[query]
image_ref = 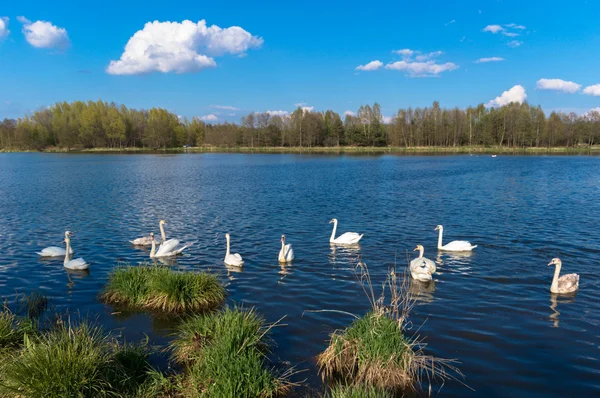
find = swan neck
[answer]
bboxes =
[226,235,231,257]
[551,263,561,292]
[159,223,166,242]
[437,228,443,249]
[419,246,424,258]
[150,239,156,258]
[330,220,337,241]
[64,239,71,265]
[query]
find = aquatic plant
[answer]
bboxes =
[326,384,393,398]
[317,263,461,394]
[171,306,293,397]
[102,264,226,314]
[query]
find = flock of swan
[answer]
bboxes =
[37,219,581,295]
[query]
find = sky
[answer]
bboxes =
[1,0,599,123]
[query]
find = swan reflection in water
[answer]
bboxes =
[549,292,577,328]
[436,251,474,275]
[151,256,178,266]
[224,263,243,281]
[278,263,294,284]
[65,269,90,291]
[409,278,436,304]
[328,244,361,268]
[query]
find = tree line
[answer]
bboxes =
[1,100,599,150]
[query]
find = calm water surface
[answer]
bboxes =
[0,153,599,396]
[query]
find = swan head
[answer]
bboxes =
[329,218,337,224]
[281,234,286,242]
[414,244,424,251]
[225,233,230,239]
[150,232,155,241]
[548,258,562,266]
[434,225,442,231]
[159,220,166,226]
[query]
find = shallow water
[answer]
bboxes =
[0,153,599,396]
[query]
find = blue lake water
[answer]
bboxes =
[0,152,599,396]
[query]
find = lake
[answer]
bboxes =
[0,152,599,396]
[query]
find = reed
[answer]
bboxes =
[317,263,462,395]
[0,305,36,349]
[101,264,226,314]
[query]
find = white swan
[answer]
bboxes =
[150,232,191,258]
[224,233,244,267]
[435,225,477,252]
[278,234,295,263]
[410,245,436,282]
[63,231,89,270]
[130,219,167,246]
[329,218,363,245]
[548,258,579,294]
[37,231,75,257]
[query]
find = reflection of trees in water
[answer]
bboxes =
[549,292,577,328]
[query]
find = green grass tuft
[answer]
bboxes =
[326,384,393,398]
[102,264,226,314]
[0,307,35,349]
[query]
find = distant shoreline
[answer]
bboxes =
[2,145,600,154]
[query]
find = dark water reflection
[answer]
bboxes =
[0,153,599,396]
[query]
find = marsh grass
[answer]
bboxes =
[171,306,294,397]
[326,384,393,398]
[0,318,156,397]
[102,264,226,314]
[317,263,462,395]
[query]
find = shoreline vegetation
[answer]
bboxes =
[3,145,600,154]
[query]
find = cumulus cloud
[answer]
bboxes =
[200,114,218,122]
[415,51,443,62]
[583,84,600,96]
[381,115,392,124]
[505,23,526,29]
[385,60,458,77]
[344,110,356,117]
[0,17,9,40]
[107,19,263,75]
[266,110,289,117]
[536,78,581,93]
[393,48,414,58]
[590,107,600,114]
[482,25,503,34]
[486,85,527,107]
[211,105,239,111]
[301,106,314,113]
[294,102,307,107]
[502,32,520,37]
[18,16,70,49]
[507,40,523,48]
[476,57,505,63]
[355,60,383,71]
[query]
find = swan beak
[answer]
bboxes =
[413,247,418,251]
[547,261,553,266]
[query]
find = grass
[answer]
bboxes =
[317,263,461,395]
[170,306,293,397]
[325,384,393,398]
[102,264,226,314]
[0,307,35,349]
[0,319,156,397]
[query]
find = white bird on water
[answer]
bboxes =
[149,232,191,258]
[37,231,74,257]
[410,245,436,282]
[278,234,295,263]
[548,258,579,294]
[329,218,363,245]
[435,225,477,252]
[224,233,244,267]
[63,231,89,270]
[130,219,167,246]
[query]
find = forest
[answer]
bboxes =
[1,100,599,150]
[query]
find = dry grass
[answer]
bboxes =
[317,263,463,395]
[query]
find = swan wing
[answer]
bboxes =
[441,240,476,251]
[333,232,363,244]
[65,258,88,270]
[130,236,152,246]
[38,246,71,257]
[409,259,433,281]
[225,253,244,267]
[558,273,579,292]
[284,244,295,261]
[173,241,195,255]
[156,239,179,256]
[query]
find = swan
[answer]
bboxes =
[278,234,295,263]
[224,233,244,267]
[37,231,75,257]
[329,218,363,245]
[150,232,191,258]
[435,225,477,251]
[63,231,89,270]
[410,245,436,282]
[130,219,167,246]
[548,258,579,294]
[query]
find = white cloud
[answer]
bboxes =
[302,106,314,113]
[200,114,218,122]
[536,78,581,93]
[476,57,505,63]
[445,20,456,26]
[393,48,414,58]
[355,60,383,71]
[385,60,458,77]
[107,19,262,75]
[589,107,600,114]
[505,23,526,29]
[483,25,504,34]
[583,84,600,96]
[18,16,70,49]
[507,40,523,48]
[266,110,289,117]
[0,17,9,40]
[211,105,239,111]
[344,110,356,117]
[486,85,527,107]
[414,51,443,61]
[294,102,307,107]
[381,115,392,124]
[502,32,520,37]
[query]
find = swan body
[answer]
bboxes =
[410,245,436,282]
[224,233,244,267]
[37,246,73,257]
[150,233,191,257]
[278,235,295,263]
[131,220,167,246]
[435,225,477,251]
[329,218,363,245]
[63,232,89,270]
[548,258,579,294]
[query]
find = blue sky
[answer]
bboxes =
[1,0,599,122]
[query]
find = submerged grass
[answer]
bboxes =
[317,263,462,395]
[102,264,226,314]
[171,306,293,397]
